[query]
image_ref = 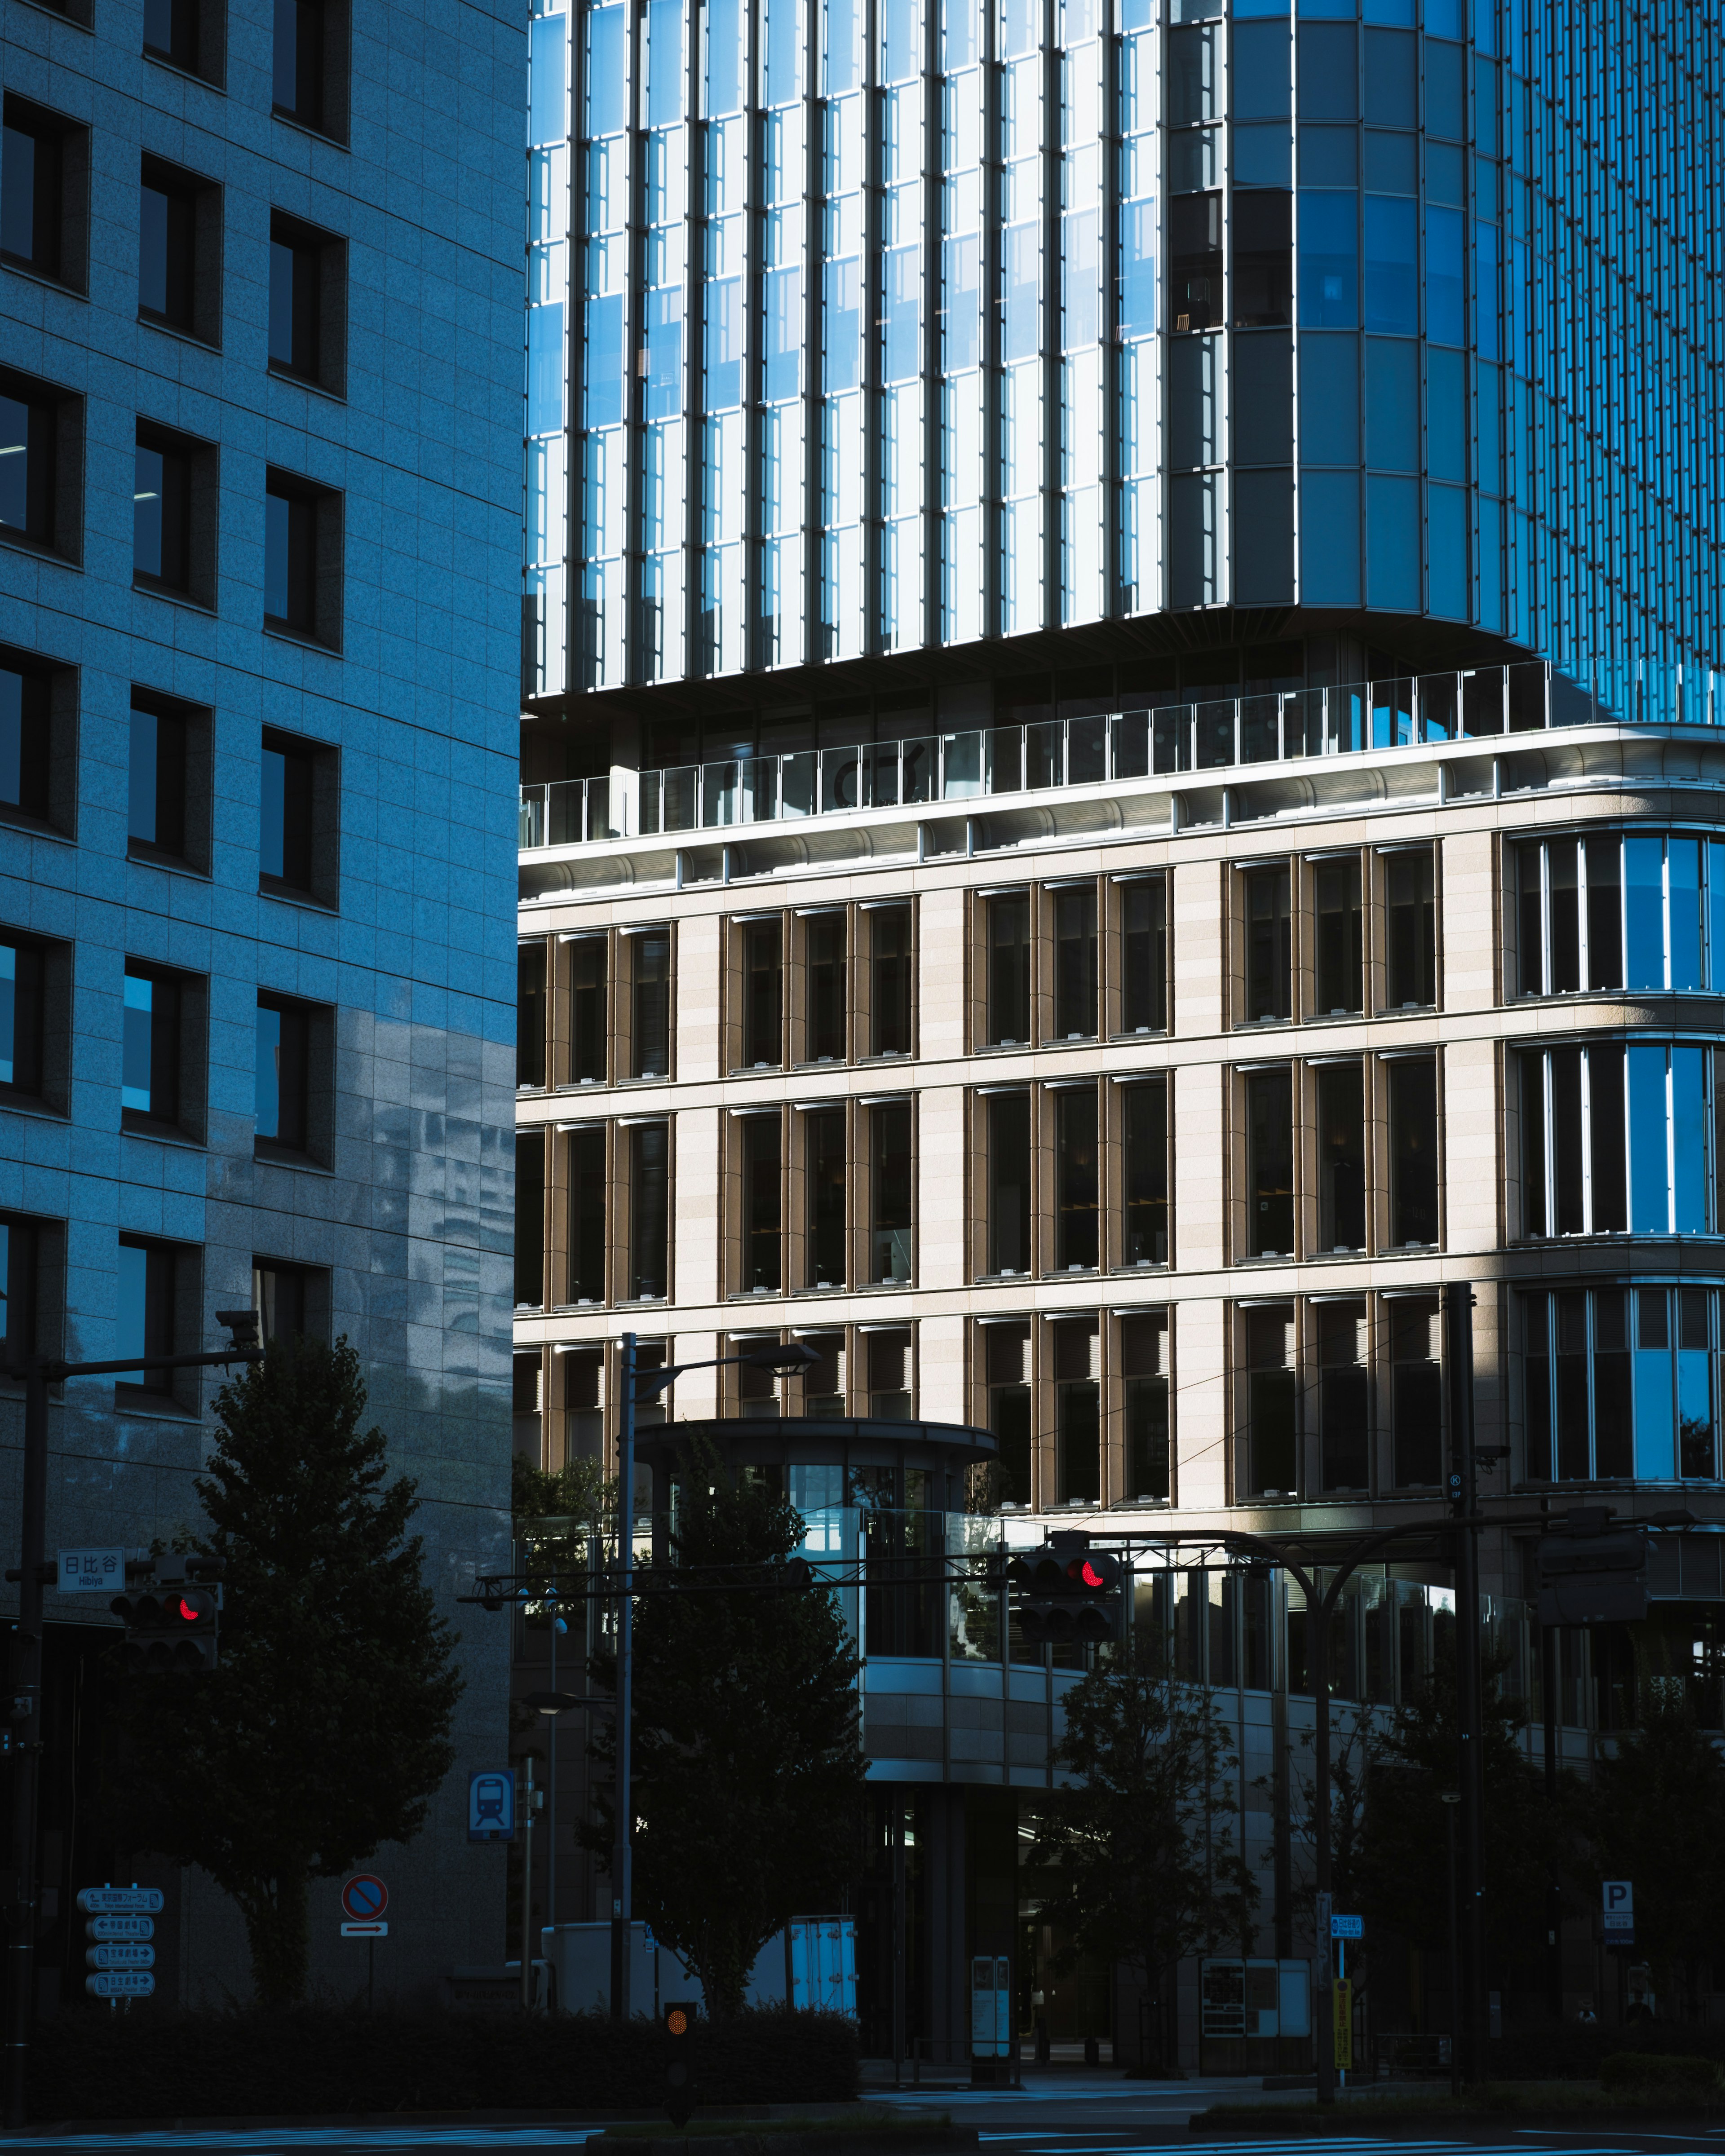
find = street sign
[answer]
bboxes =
[84,1971,155,1999]
[57,1548,125,1595]
[340,1874,388,1922]
[468,1769,516,1842]
[86,1943,155,1970]
[1331,1913,1364,1940]
[1603,1879,1634,1945]
[87,1915,154,1941]
[76,1886,164,1915]
[340,1921,388,1938]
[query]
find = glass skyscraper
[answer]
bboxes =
[527,0,1722,715]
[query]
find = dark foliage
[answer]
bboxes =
[27,2007,859,2121]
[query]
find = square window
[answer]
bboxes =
[133,421,218,606]
[263,468,342,647]
[259,725,339,906]
[252,1257,329,1343]
[273,0,350,143]
[0,925,69,1112]
[269,211,346,395]
[143,0,226,86]
[0,366,82,562]
[1,95,90,292]
[254,990,332,1163]
[115,1235,201,1411]
[128,689,211,870]
[138,155,222,345]
[121,958,206,1141]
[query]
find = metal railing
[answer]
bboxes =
[520,660,1715,852]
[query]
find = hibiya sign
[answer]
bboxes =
[79,1885,162,1999]
[1603,1880,1634,1948]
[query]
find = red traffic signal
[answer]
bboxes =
[111,1575,221,1674]
[1011,1540,1126,1646]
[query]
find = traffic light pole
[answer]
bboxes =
[1444,1284,1486,2085]
[610,1331,636,2023]
[3,1328,261,2130]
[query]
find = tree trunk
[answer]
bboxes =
[238,1870,310,2008]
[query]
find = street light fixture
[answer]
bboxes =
[607,1330,822,2022]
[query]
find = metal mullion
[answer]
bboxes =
[683,4,705,672]
[862,0,884,654]
[802,0,823,668]
[1537,837,1551,997]
[744,0,765,672]
[922,0,941,649]
[982,0,1001,635]
[1575,825,1590,989]
[1578,1042,1592,1236]
[1042,0,1060,628]
[1540,1049,1555,1241]
[624,0,646,683]
[1101,11,1119,614]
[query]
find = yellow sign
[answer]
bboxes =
[1333,1979,1353,2071]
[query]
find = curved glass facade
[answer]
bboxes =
[529,0,1724,714]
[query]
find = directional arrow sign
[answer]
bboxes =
[87,1915,154,1942]
[77,1886,164,1915]
[84,1971,155,1999]
[86,1943,155,1970]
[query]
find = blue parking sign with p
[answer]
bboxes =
[469,1770,515,1842]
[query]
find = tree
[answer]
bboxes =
[1585,1689,1725,2019]
[116,1336,462,2007]
[1354,1638,1565,1988]
[1025,1630,1258,2059]
[581,1445,867,2018]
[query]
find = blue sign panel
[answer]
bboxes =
[469,1770,516,1842]
[1331,1913,1364,1940]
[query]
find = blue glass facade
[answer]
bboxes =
[1,0,523,1993]
[532,0,1723,715]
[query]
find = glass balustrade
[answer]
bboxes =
[521,660,1720,849]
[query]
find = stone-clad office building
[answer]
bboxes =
[0,0,523,2002]
[513,0,1725,2062]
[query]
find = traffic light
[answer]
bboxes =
[663,1999,698,2127]
[1008,1536,1125,1645]
[1537,1508,1647,1625]
[111,1561,223,1673]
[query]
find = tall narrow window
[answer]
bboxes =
[806,913,846,1060]
[138,162,199,332]
[1593,1287,1632,1479]
[0,663,51,824]
[269,213,339,389]
[986,1091,1031,1275]
[1122,1312,1170,1501]
[1052,886,1098,1039]
[869,1101,912,1283]
[1313,859,1362,1015]
[133,433,191,593]
[0,935,45,1098]
[1586,835,1623,989]
[1515,840,1545,997]
[631,931,671,1077]
[985,1323,1032,1506]
[740,918,782,1066]
[1591,1044,1627,1231]
[517,943,547,1089]
[1316,1061,1365,1250]
[867,1328,912,1420]
[1120,877,1168,1033]
[122,963,183,1130]
[740,1115,781,1291]
[869,904,913,1056]
[1243,865,1292,1021]
[806,1108,847,1287]
[263,471,323,636]
[128,697,194,864]
[1245,1066,1294,1256]
[1053,1322,1100,1503]
[1389,1296,1442,1485]
[1318,1299,1368,1489]
[1386,1055,1438,1245]
[274,0,332,134]
[1053,1085,1099,1269]
[1243,1304,1296,1495]
[985,893,1031,1045]
[115,1237,177,1392]
[1122,1078,1169,1265]
[144,0,200,70]
[2,99,81,290]
[568,1125,606,1303]
[1384,847,1437,1007]
[514,1132,544,1308]
[569,936,607,1083]
[0,1216,39,1363]
[628,1120,670,1298]
[803,1332,847,1418]
[254,994,310,1153]
[0,375,66,555]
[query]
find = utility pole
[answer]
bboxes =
[3,1313,262,2131]
[609,1331,637,2023]
[1444,1283,1485,2083]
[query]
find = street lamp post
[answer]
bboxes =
[606,1333,818,2021]
[1441,1791,1462,2098]
[2,1310,264,2131]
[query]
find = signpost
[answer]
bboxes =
[77,1886,158,2003]
[341,1875,389,2008]
[1329,1916,1362,2081]
[1603,1880,1634,1948]
[55,1548,125,1595]
[468,1770,516,1842]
